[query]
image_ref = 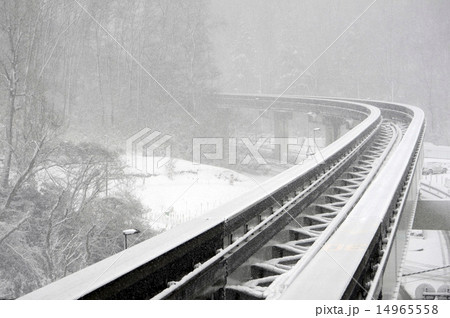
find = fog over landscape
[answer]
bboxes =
[0,0,449,299]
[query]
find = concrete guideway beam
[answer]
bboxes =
[277,99,425,300]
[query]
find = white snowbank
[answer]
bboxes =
[127,155,271,231]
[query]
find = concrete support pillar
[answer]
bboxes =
[273,111,291,137]
[323,116,344,146]
[273,111,292,159]
[216,107,232,164]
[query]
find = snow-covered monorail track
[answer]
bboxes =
[19,96,424,300]
[276,99,425,300]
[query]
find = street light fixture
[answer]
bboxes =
[123,228,140,249]
[313,127,321,143]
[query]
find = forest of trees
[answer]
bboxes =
[0,0,218,299]
[213,0,450,144]
[1,0,448,299]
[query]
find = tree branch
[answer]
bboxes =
[3,134,47,210]
[0,212,30,245]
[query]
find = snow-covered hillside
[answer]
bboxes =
[126,156,271,231]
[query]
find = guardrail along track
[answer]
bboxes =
[276,100,425,300]
[224,122,400,300]
[151,98,381,300]
[20,96,425,300]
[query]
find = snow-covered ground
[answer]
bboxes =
[424,142,450,160]
[126,156,273,231]
[401,151,450,299]
[401,230,450,299]
[421,143,450,198]
[420,158,450,199]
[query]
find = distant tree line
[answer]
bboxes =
[0,0,218,299]
[216,0,450,144]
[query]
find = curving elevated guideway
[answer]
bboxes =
[225,121,400,299]
[19,96,425,300]
[274,99,425,300]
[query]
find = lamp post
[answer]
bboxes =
[306,112,316,157]
[123,228,140,249]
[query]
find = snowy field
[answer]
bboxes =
[125,156,273,231]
